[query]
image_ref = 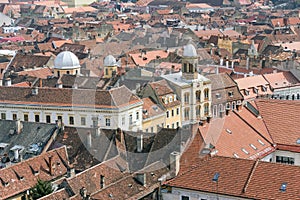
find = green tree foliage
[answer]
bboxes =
[29,179,53,200]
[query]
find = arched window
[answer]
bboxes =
[189,63,193,72]
[204,103,209,116]
[196,90,201,102]
[204,88,209,100]
[184,92,190,104]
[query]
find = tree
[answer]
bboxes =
[29,179,54,200]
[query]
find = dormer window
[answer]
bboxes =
[262,85,267,92]
[244,89,249,96]
[228,91,233,97]
[216,93,221,99]
[253,87,258,94]
[169,96,173,102]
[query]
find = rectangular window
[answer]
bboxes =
[276,156,294,165]
[129,114,133,125]
[171,109,174,117]
[151,127,154,132]
[176,108,179,115]
[35,114,40,122]
[166,111,169,118]
[106,118,111,126]
[12,114,17,120]
[81,117,86,126]
[184,108,190,120]
[176,122,179,127]
[57,115,62,122]
[1,113,6,120]
[46,115,51,123]
[181,196,189,200]
[172,123,174,129]
[136,112,139,120]
[69,116,74,125]
[24,114,29,122]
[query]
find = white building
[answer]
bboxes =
[162,44,212,126]
[0,52,143,131]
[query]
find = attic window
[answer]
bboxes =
[244,89,249,96]
[249,144,257,150]
[228,91,233,97]
[258,139,265,146]
[241,148,249,155]
[216,93,221,99]
[169,96,173,102]
[253,87,258,94]
[280,182,287,192]
[262,86,267,92]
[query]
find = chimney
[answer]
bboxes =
[170,151,180,177]
[5,78,11,86]
[135,173,146,186]
[86,131,92,148]
[246,56,250,70]
[231,61,234,68]
[16,119,23,134]
[220,58,224,66]
[49,156,53,176]
[216,65,219,74]
[67,168,75,178]
[117,128,124,144]
[96,127,101,137]
[137,134,143,153]
[226,60,229,68]
[13,149,19,161]
[39,78,42,88]
[236,104,241,111]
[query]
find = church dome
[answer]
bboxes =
[54,51,80,70]
[183,44,197,57]
[103,55,117,67]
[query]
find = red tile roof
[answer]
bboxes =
[255,99,300,150]
[199,108,273,160]
[166,156,300,199]
[0,146,69,199]
[263,71,300,89]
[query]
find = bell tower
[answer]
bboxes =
[182,44,198,80]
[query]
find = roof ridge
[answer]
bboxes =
[242,159,259,193]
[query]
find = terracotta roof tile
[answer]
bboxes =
[166,156,300,199]
[255,99,300,148]
[0,146,68,199]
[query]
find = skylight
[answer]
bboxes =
[258,139,265,146]
[250,144,257,150]
[233,153,239,158]
[241,148,249,155]
[280,182,287,192]
[212,172,220,182]
[226,129,232,134]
